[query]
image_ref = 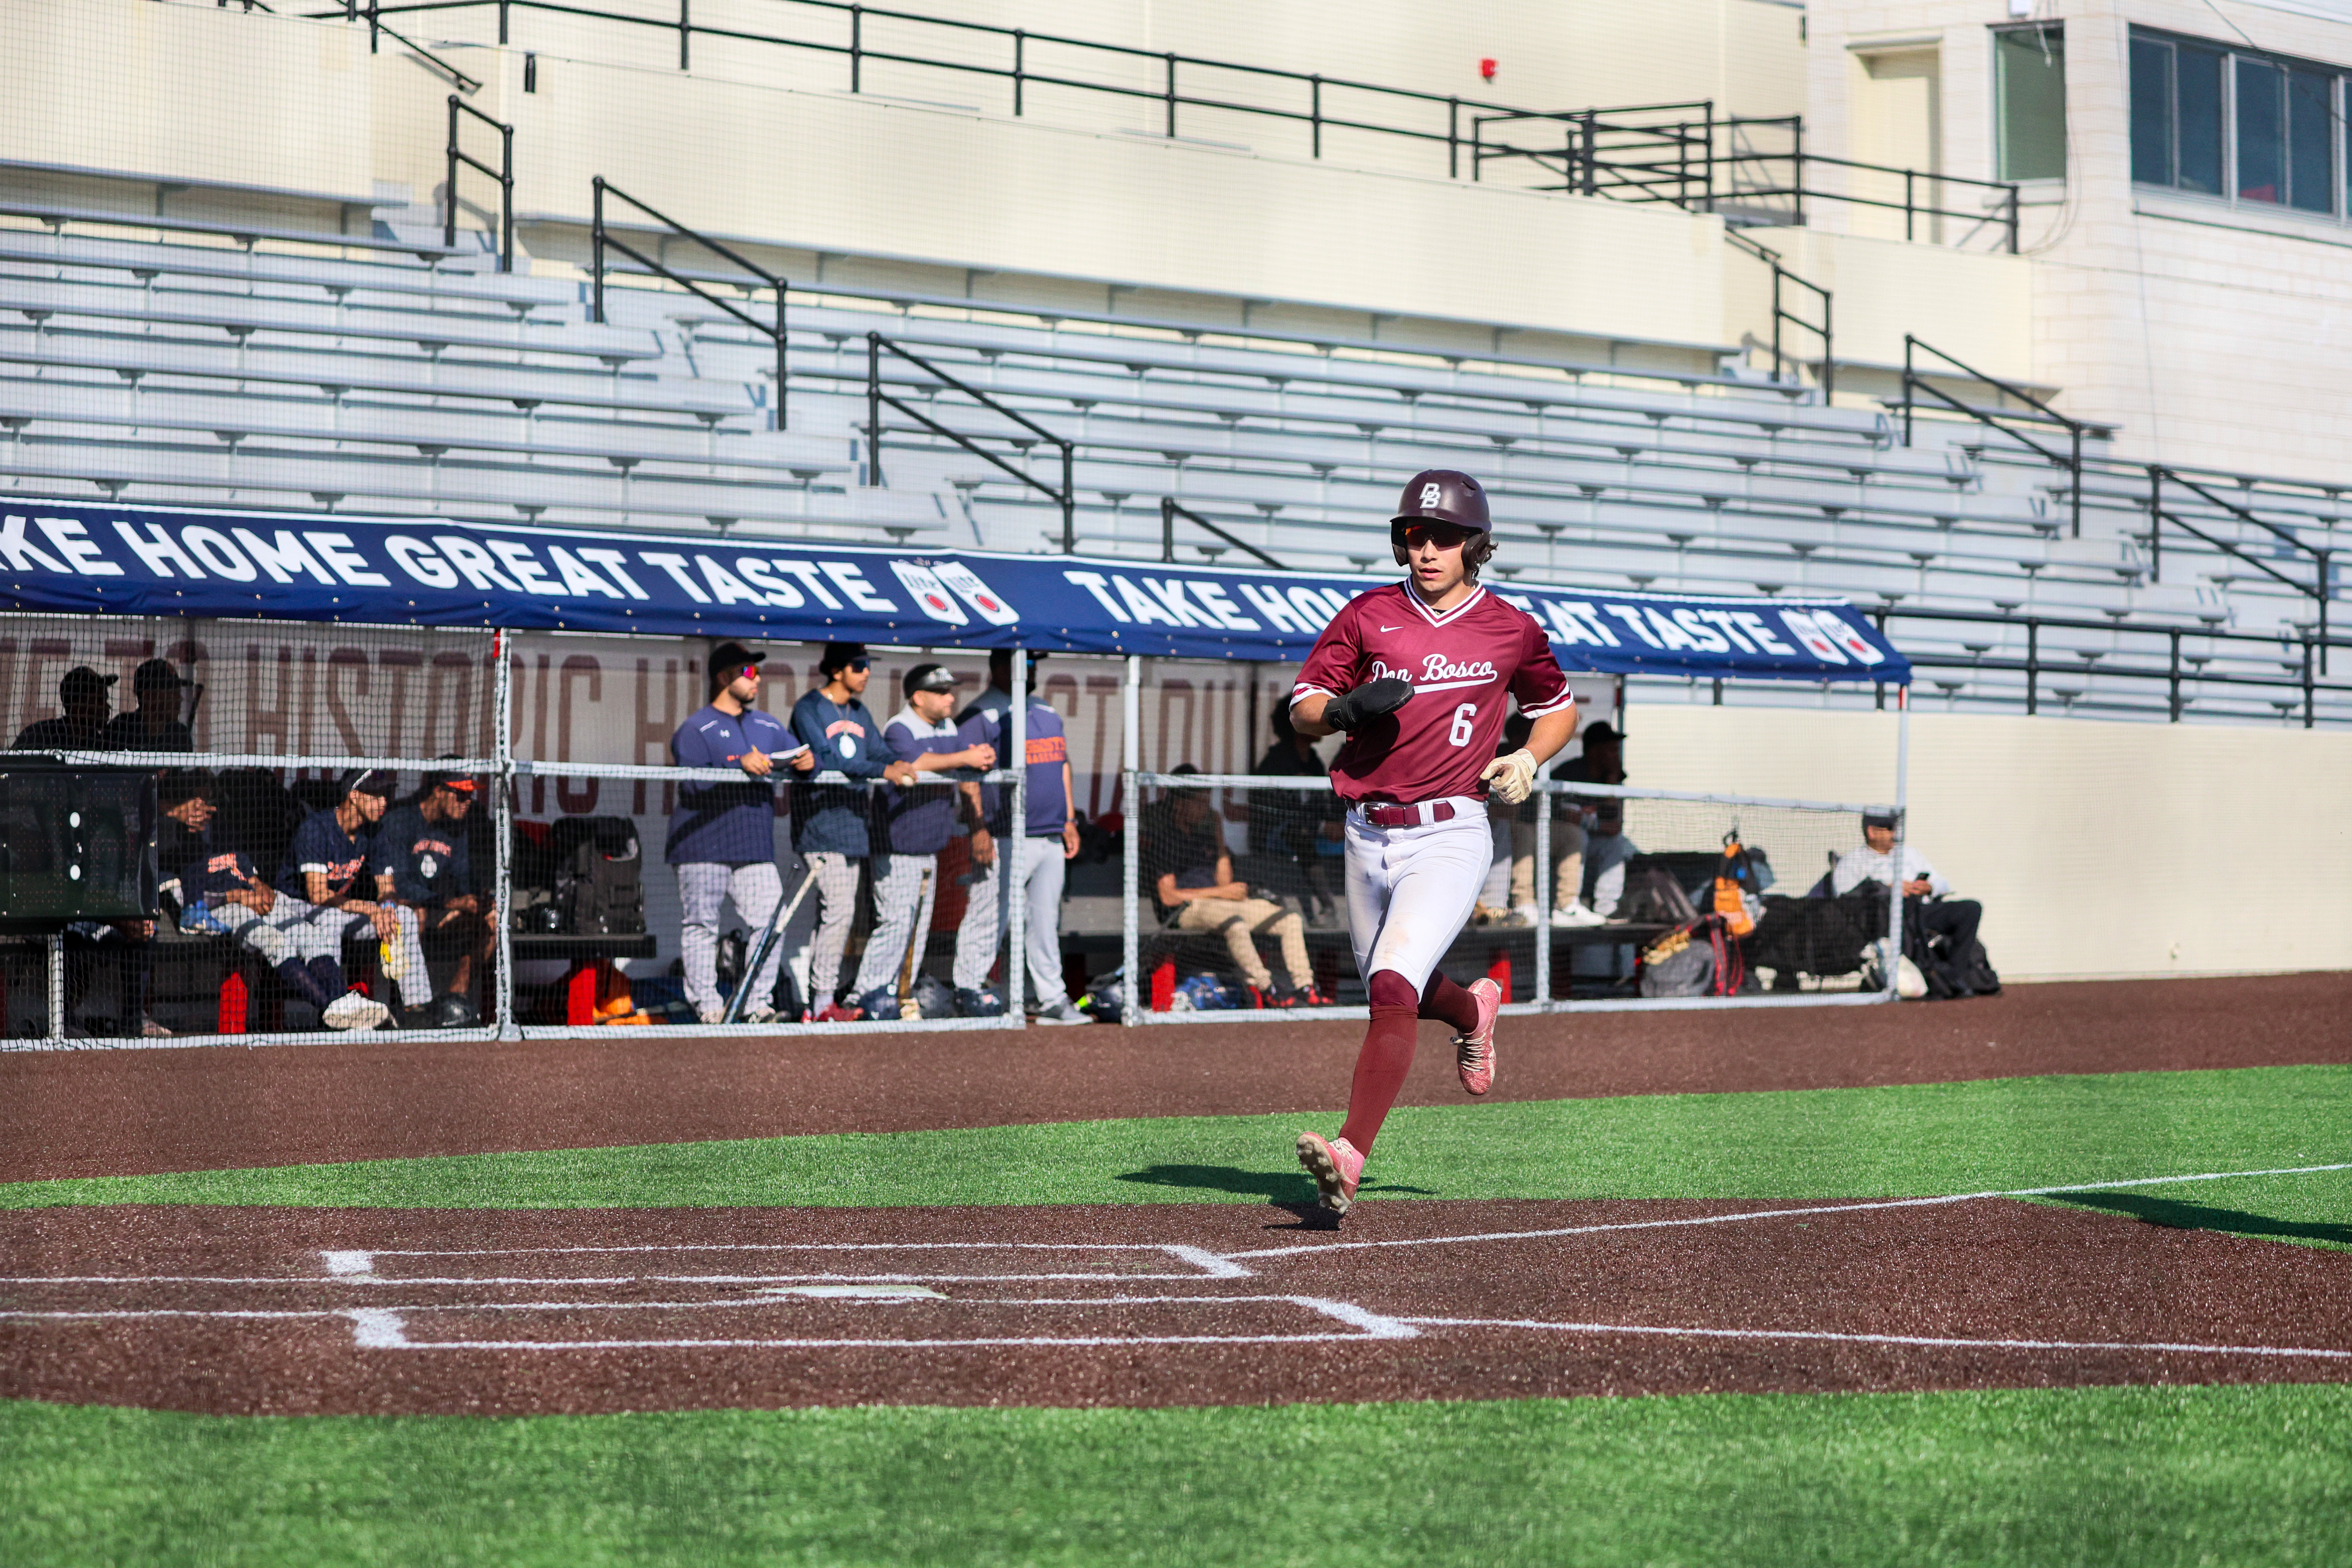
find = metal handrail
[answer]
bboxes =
[348,0,483,91]
[867,332,1074,551]
[1159,497,1288,571]
[2146,466,2330,661]
[591,177,787,428]
[1725,230,1832,399]
[1902,334,2087,537]
[445,96,514,273]
[1876,603,2348,727]
[315,2,1989,251]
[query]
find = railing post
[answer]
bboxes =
[1580,111,1597,196]
[497,0,508,45]
[1311,75,1323,158]
[1819,284,1835,400]
[1013,29,1024,115]
[678,0,690,71]
[2025,618,2039,715]
[866,331,882,486]
[499,120,515,274]
[1901,334,1915,446]
[1161,495,1175,563]
[850,5,862,93]
[1792,118,1806,227]
[773,281,788,431]
[590,176,606,325]
[2008,186,2021,253]
[2070,424,2083,539]
[1471,112,1482,182]
[2147,466,2162,582]
[2168,628,2182,721]
[2304,638,2316,728]
[444,96,460,252]
[1703,99,1716,212]
[1769,265,1784,383]
[1165,52,1177,138]
[1905,168,1915,242]
[1448,97,1459,178]
[1060,441,1075,553]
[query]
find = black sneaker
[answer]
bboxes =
[431,993,481,1028]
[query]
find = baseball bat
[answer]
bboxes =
[720,865,818,1026]
[895,865,934,1021]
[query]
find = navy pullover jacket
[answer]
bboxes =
[789,688,893,858]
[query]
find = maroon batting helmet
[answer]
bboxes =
[1392,470,1492,533]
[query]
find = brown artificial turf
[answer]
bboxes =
[1,1196,2346,1415]
[0,972,2345,1184]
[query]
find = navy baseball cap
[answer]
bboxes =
[903,662,958,697]
[342,768,395,799]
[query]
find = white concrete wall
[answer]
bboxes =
[0,0,374,201]
[1806,0,2352,482]
[1631,702,2352,980]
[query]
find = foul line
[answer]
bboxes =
[1399,1316,2352,1361]
[1225,1161,2352,1260]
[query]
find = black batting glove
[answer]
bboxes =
[1323,677,1413,731]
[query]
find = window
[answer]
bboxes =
[1994,25,2066,180]
[2129,26,2343,218]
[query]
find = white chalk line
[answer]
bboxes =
[0,1271,1238,1287]
[1397,1316,2352,1361]
[1223,1161,2352,1260]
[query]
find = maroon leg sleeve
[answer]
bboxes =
[1338,970,1423,1154]
[1418,971,1481,1033]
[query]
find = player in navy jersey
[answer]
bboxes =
[1288,470,1581,1219]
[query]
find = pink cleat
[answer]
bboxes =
[1455,977,1501,1095]
[1295,1131,1366,1217]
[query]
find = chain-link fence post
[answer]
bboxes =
[45,932,65,1044]
[1007,647,1028,1024]
[1120,655,1141,1025]
[493,628,518,1040]
[1884,687,1911,1001]
[1533,767,1553,1009]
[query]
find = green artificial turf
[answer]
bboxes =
[4,1383,2350,1567]
[3,1065,2346,1225]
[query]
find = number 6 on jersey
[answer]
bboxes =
[1448,702,1476,747]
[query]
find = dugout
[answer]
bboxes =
[0,497,1912,1045]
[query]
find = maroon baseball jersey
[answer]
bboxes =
[1291,582,1574,805]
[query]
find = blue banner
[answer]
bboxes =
[0,500,1908,682]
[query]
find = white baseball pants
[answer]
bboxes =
[850,851,938,1001]
[1343,798,1492,993]
[677,860,785,1015]
[793,851,865,1008]
[952,834,1069,1002]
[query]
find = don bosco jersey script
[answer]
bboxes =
[1293,583,1573,805]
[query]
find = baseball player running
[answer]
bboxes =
[1289,470,1579,1219]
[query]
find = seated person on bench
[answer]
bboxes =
[1833,811,1983,958]
[1143,765,1321,1007]
[368,766,496,1028]
[158,769,390,1031]
[278,769,436,1027]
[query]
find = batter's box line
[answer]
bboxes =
[345,1294,1414,1350]
[1223,1160,2352,1261]
[319,1243,1251,1282]
[1399,1316,2352,1361]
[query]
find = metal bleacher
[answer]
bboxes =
[0,202,2341,724]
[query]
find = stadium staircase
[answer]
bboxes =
[0,204,2341,725]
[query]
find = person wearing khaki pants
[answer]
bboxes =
[1143,764,1323,1007]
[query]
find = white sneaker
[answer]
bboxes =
[743,1005,780,1024]
[322,991,391,1031]
[1033,997,1090,1025]
[1550,902,1608,928]
[697,1006,728,1026]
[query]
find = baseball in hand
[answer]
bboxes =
[1480,748,1537,805]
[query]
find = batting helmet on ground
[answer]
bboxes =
[1392,470,1492,533]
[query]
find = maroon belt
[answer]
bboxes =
[1359,800,1456,828]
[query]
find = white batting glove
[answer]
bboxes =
[1480,748,1537,805]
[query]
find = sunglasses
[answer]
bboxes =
[841,658,870,673]
[1397,522,1473,551]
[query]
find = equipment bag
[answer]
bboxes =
[1639,914,1747,998]
[1615,866,1699,926]
[1712,832,1762,938]
[552,817,645,935]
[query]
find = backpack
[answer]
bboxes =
[552,816,645,935]
[1615,865,1698,926]
[1712,832,1763,937]
[1639,914,1748,998]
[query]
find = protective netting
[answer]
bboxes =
[1120,774,1891,1014]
